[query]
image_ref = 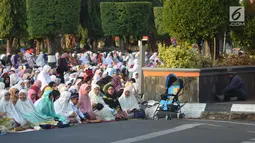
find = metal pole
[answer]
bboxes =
[223,31,226,54]
[138,40,145,96]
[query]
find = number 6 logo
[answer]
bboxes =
[232,8,242,21]
[229,6,245,22]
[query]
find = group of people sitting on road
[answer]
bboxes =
[0,49,162,135]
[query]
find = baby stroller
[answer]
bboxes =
[153,74,186,120]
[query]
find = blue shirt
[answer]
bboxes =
[71,102,85,119]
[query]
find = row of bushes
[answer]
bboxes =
[158,44,255,68]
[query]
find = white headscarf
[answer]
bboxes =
[127,54,134,68]
[14,89,49,125]
[80,53,89,65]
[37,65,52,90]
[54,91,74,118]
[132,72,139,83]
[0,82,5,89]
[0,90,27,126]
[58,84,68,93]
[89,84,105,105]
[36,52,45,67]
[104,54,113,65]
[92,70,102,85]
[13,80,25,91]
[10,74,19,86]
[128,59,140,73]
[118,86,139,112]
[149,52,157,61]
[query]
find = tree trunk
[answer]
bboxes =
[217,34,223,55]
[60,34,65,51]
[47,36,57,67]
[93,39,98,50]
[41,40,45,51]
[6,38,13,54]
[213,37,216,60]
[204,40,211,58]
[36,39,41,55]
[28,39,34,49]
[12,38,18,50]
[55,35,62,54]
[148,33,156,52]
[105,36,114,47]
[119,37,125,51]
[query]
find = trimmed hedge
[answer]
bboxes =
[26,0,81,37]
[154,7,166,36]
[100,2,152,36]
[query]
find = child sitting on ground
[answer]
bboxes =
[93,103,115,121]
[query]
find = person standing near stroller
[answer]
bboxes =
[217,68,248,101]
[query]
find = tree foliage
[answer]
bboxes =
[26,0,81,38]
[100,2,152,36]
[230,0,255,53]
[163,0,239,41]
[154,7,166,36]
[80,0,103,38]
[0,0,27,38]
[101,0,163,7]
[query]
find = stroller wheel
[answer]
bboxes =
[165,114,172,120]
[177,113,185,119]
[153,115,159,120]
[180,113,185,119]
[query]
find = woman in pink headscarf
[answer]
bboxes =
[79,84,96,120]
[28,80,42,103]
[112,75,124,97]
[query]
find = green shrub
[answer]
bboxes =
[158,44,213,68]
[100,2,152,36]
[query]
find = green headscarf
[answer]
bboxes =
[34,90,67,124]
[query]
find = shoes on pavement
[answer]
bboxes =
[216,94,225,102]
[230,97,238,101]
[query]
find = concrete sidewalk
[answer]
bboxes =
[181,101,255,120]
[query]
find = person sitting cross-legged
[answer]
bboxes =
[217,69,248,102]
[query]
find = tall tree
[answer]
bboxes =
[163,0,239,57]
[0,0,27,54]
[26,0,81,65]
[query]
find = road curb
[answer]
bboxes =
[180,103,255,120]
[201,112,255,120]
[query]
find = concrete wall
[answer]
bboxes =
[143,76,199,102]
[142,66,255,103]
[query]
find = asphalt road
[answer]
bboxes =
[1,119,255,143]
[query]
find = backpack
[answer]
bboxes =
[133,108,146,119]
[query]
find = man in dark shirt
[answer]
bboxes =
[217,69,248,102]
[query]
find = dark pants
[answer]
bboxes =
[57,74,65,84]
[224,89,247,101]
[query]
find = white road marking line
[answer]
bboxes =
[205,124,222,127]
[188,119,255,126]
[248,131,255,133]
[110,123,203,143]
[240,138,255,143]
